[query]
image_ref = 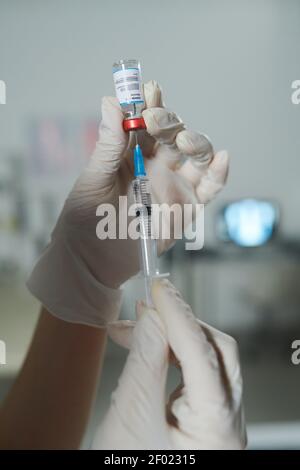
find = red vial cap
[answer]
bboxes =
[123,117,146,132]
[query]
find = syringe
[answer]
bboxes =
[112,59,168,304]
[132,140,168,306]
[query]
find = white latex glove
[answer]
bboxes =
[27,81,229,327]
[92,279,246,450]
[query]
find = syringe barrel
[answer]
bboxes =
[132,176,159,278]
[112,59,146,131]
[139,233,159,278]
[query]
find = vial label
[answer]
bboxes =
[113,68,144,105]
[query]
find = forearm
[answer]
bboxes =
[0,307,107,449]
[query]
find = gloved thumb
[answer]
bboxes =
[88,96,128,189]
[111,302,169,415]
[108,301,145,349]
[151,279,225,410]
[93,302,170,449]
[108,319,135,349]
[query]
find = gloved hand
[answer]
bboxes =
[27,81,229,327]
[92,279,246,450]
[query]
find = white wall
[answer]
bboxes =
[1,0,300,241]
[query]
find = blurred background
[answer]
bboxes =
[1,0,300,449]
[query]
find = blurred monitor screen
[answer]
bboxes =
[219,199,278,247]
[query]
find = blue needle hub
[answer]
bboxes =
[134,144,146,177]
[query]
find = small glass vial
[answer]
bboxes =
[112,59,146,132]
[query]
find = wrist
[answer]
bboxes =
[27,236,122,328]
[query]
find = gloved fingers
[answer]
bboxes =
[142,107,185,169]
[143,107,216,174]
[107,301,145,349]
[151,279,227,411]
[176,131,213,162]
[195,319,242,387]
[154,130,213,173]
[109,301,241,393]
[108,320,135,350]
[166,376,184,428]
[144,80,164,108]
[175,131,214,186]
[141,311,241,384]
[142,107,185,146]
[96,304,170,450]
[135,299,145,319]
[88,96,128,189]
[112,302,169,412]
[147,158,197,208]
[123,80,164,161]
[167,319,245,435]
[196,150,230,204]
[153,143,185,171]
[146,165,198,249]
[109,320,182,367]
[166,319,241,387]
